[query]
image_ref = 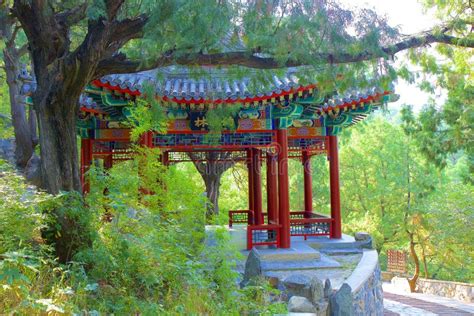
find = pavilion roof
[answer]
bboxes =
[19,64,396,116]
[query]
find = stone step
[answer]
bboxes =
[253,242,321,261]
[320,248,363,255]
[262,254,341,272]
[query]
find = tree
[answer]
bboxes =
[189,152,235,218]
[9,0,474,195]
[0,3,36,168]
[398,0,474,182]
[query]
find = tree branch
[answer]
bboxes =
[109,14,148,44]
[105,0,125,21]
[55,3,88,27]
[96,31,474,75]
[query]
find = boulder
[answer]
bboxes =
[323,278,333,299]
[25,154,42,187]
[310,276,324,304]
[354,232,370,241]
[288,296,315,313]
[354,232,373,249]
[282,274,312,298]
[314,300,329,316]
[330,283,353,316]
[241,249,262,286]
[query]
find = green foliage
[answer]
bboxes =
[0,160,46,253]
[338,116,473,282]
[128,85,168,142]
[0,69,13,139]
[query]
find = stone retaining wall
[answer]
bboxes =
[330,249,384,316]
[416,278,473,303]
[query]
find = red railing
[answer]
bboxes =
[228,210,254,227]
[290,217,333,240]
[247,224,281,250]
[260,211,328,223]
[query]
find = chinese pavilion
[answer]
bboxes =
[21,66,397,250]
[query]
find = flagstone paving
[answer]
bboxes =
[383,283,474,316]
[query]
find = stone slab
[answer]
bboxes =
[320,248,363,255]
[253,242,321,261]
[261,254,341,271]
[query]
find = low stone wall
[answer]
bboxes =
[330,249,384,316]
[417,278,473,303]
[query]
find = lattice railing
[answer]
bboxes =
[260,211,327,223]
[247,224,281,250]
[290,217,332,240]
[228,210,254,227]
[152,131,276,148]
[91,140,134,161]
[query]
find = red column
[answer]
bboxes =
[277,129,291,248]
[104,155,113,170]
[266,153,278,224]
[161,151,169,166]
[302,151,313,218]
[328,135,342,238]
[252,148,263,225]
[80,138,93,194]
[247,149,254,220]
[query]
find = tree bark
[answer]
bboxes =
[203,172,222,218]
[407,233,420,292]
[190,152,235,219]
[421,243,430,279]
[35,95,81,193]
[3,41,34,168]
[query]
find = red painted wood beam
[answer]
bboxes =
[328,135,342,238]
[302,151,313,218]
[277,128,291,248]
[266,153,278,224]
[252,148,263,225]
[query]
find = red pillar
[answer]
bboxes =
[104,154,113,170]
[277,129,291,248]
[252,148,263,225]
[161,151,169,166]
[328,135,342,238]
[247,149,254,219]
[266,153,278,224]
[80,138,93,194]
[302,151,313,218]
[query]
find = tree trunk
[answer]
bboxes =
[421,244,429,279]
[35,94,81,194]
[190,152,235,219]
[407,235,420,292]
[35,90,88,262]
[28,107,38,147]
[203,172,222,218]
[4,47,34,168]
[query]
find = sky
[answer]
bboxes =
[340,0,444,112]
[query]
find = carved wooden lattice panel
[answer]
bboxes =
[387,249,407,274]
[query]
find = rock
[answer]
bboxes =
[282,274,312,298]
[314,300,329,316]
[354,232,370,241]
[323,279,332,299]
[288,296,315,313]
[241,249,262,286]
[310,277,324,304]
[25,154,42,187]
[330,283,353,316]
[0,138,15,164]
[267,276,280,288]
[354,232,373,249]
